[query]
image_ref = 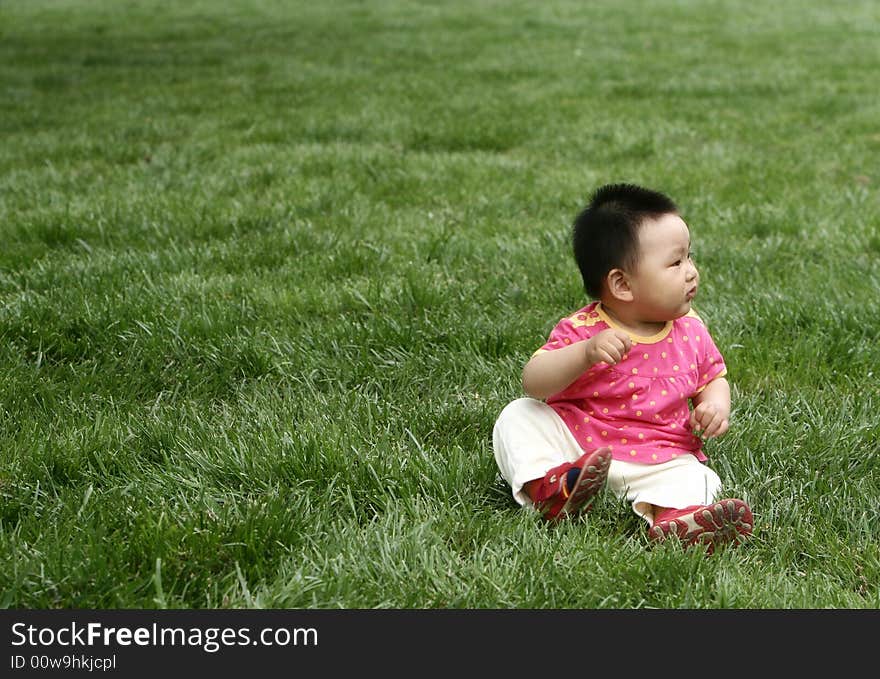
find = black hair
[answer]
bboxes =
[571,183,679,298]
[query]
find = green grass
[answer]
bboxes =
[1,0,878,608]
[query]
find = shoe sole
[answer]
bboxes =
[649,499,753,554]
[555,447,612,519]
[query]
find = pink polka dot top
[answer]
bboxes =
[535,302,727,464]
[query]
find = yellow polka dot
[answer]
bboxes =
[575,425,580,430]
[667,337,673,343]
[671,453,678,458]
[628,382,635,389]
[652,453,658,460]
[690,363,696,370]
[602,430,607,436]
[587,436,593,442]
[673,365,679,371]
[661,352,667,358]
[630,450,637,456]
[621,438,628,444]
[620,403,626,409]
[683,336,689,342]
[696,336,702,342]
[703,374,708,380]
[650,400,657,406]
[671,423,677,429]
[632,368,638,374]
[653,367,658,373]
[636,410,642,416]
[583,417,589,423]
[684,323,690,328]
[593,391,599,397]
[638,433,644,439]
[643,353,649,360]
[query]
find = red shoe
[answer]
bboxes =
[649,499,753,554]
[533,447,611,520]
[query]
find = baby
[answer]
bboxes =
[493,183,752,552]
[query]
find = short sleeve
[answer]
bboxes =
[694,323,727,392]
[532,307,599,357]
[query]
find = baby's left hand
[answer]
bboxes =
[690,401,730,439]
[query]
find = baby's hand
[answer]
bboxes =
[584,329,632,367]
[690,401,730,439]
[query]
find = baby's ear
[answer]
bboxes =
[606,268,634,302]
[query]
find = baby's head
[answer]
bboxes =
[572,183,699,321]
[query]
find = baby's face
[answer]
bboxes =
[627,213,700,322]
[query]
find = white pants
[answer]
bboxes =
[492,398,722,524]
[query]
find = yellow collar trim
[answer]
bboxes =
[595,303,673,344]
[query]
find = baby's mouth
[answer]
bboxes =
[686,286,697,300]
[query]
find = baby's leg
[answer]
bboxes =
[492,398,583,506]
[605,456,751,551]
[492,398,610,519]
[605,454,721,523]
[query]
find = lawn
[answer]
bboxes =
[1,0,878,608]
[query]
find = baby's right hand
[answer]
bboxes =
[584,329,633,367]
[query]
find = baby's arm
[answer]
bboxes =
[689,377,731,438]
[522,328,632,400]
